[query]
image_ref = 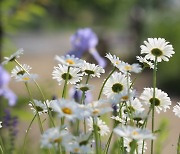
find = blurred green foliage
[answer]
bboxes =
[1,0,180,95]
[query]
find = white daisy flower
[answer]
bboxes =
[87,117,110,136]
[52,64,82,85]
[113,89,136,104]
[173,102,180,118]
[15,73,38,82]
[50,99,80,120]
[124,137,147,154]
[66,142,92,154]
[0,121,2,128]
[87,100,112,117]
[111,116,126,124]
[55,54,84,67]
[11,64,32,78]
[77,104,92,119]
[2,48,24,65]
[76,84,93,92]
[136,56,154,69]
[140,38,175,62]
[140,88,171,113]
[114,126,156,141]
[41,127,72,148]
[105,53,121,67]
[81,62,105,78]
[132,111,147,122]
[103,72,129,102]
[66,133,92,153]
[118,62,142,73]
[29,100,47,115]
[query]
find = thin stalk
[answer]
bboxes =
[81,74,90,134]
[93,118,100,154]
[61,66,70,125]
[22,114,37,154]
[0,135,5,154]
[14,59,45,100]
[25,83,43,133]
[98,67,116,100]
[14,59,55,126]
[177,134,180,154]
[151,56,157,154]
[126,72,134,126]
[62,66,70,98]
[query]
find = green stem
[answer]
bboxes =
[151,56,157,154]
[22,114,37,154]
[14,60,55,126]
[93,118,100,154]
[0,135,5,154]
[98,67,116,100]
[62,66,70,98]
[177,134,180,154]
[126,72,134,126]
[25,83,43,133]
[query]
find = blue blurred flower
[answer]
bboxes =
[69,87,92,104]
[68,28,106,68]
[0,65,17,106]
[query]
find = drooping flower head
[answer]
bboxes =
[2,48,24,65]
[136,56,154,69]
[81,62,105,78]
[55,54,84,67]
[87,117,110,136]
[29,100,48,115]
[140,38,174,62]
[118,62,142,74]
[105,53,122,68]
[41,127,72,149]
[173,102,180,118]
[114,126,156,141]
[0,121,2,128]
[140,88,171,113]
[87,100,112,117]
[11,64,32,78]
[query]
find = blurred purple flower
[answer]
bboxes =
[0,65,17,106]
[69,87,93,104]
[68,28,106,68]
[3,109,18,152]
[71,28,98,51]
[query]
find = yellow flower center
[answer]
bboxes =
[74,148,80,153]
[124,65,132,71]
[66,59,75,65]
[53,137,62,143]
[93,109,100,115]
[22,77,30,81]
[62,107,72,115]
[132,131,139,136]
[115,61,120,65]
[122,95,129,101]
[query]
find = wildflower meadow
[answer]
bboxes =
[0,27,180,154]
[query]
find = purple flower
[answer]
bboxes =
[68,28,107,68]
[0,65,17,106]
[71,28,98,51]
[69,87,93,104]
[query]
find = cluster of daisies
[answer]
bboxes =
[1,38,180,154]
